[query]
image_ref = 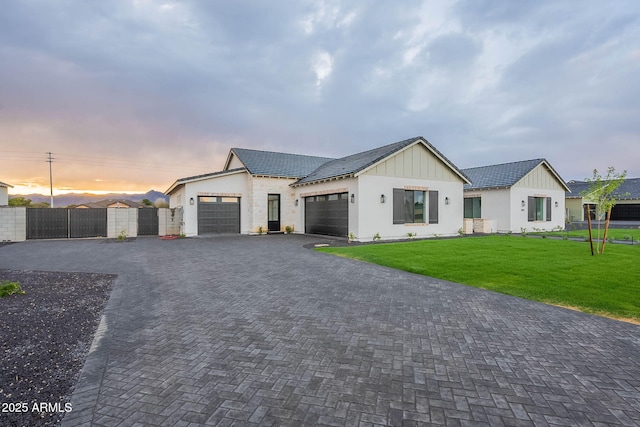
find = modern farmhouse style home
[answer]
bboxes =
[166,137,471,241]
[461,159,569,233]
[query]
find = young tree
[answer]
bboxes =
[581,167,627,254]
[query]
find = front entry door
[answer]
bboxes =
[268,194,280,232]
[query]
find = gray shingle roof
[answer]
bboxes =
[167,136,470,194]
[0,181,13,188]
[567,178,640,200]
[462,159,548,190]
[295,136,470,185]
[231,148,335,178]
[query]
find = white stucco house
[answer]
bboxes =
[165,137,471,241]
[0,181,13,206]
[461,159,569,233]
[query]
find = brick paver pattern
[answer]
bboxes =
[1,235,639,426]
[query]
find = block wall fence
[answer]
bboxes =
[0,207,182,242]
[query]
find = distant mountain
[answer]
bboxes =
[12,190,169,207]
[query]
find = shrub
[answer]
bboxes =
[285,225,294,234]
[0,280,25,298]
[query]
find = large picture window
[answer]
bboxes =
[528,196,552,222]
[393,189,438,224]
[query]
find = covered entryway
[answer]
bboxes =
[305,192,348,237]
[197,196,240,234]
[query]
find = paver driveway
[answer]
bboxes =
[1,235,639,426]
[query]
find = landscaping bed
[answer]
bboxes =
[0,269,116,426]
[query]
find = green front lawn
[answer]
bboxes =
[318,236,640,322]
[531,227,640,241]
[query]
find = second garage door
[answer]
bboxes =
[305,192,348,237]
[198,196,240,234]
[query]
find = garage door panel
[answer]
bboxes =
[611,204,640,221]
[305,193,348,237]
[198,197,240,234]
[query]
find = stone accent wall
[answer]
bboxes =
[0,207,26,241]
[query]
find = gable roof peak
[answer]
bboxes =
[462,158,568,191]
[294,136,470,186]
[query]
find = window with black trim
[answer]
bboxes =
[464,197,481,218]
[528,196,552,221]
[393,189,433,224]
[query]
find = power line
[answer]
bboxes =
[0,149,212,174]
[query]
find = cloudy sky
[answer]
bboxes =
[1,0,639,195]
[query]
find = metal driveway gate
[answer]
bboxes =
[70,209,107,238]
[138,208,159,235]
[26,208,69,239]
[27,208,108,239]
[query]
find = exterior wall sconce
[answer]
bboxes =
[555,201,559,207]
[350,194,355,203]
[189,197,195,205]
[445,197,449,205]
[521,200,525,207]
[380,194,386,203]
[295,199,299,206]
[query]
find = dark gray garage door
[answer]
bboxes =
[305,192,348,237]
[611,204,640,221]
[198,196,240,234]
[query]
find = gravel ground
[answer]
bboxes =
[0,269,116,427]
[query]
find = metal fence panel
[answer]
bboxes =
[138,208,159,235]
[26,208,69,240]
[70,208,107,238]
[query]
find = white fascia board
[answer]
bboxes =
[165,169,247,194]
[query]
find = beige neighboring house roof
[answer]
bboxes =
[76,199,145,208]
[0,181,14,188]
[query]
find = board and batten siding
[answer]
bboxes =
[363,144,460,182]
[514,164,565,191]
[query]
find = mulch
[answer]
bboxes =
[0,269,116,427]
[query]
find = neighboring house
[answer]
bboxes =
[0,181,13,206]
[76,199,145,209]
[566,178,640,222]
[461,159,569,233]
[166,136,470,241]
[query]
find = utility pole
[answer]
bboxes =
[46,152,54,208]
